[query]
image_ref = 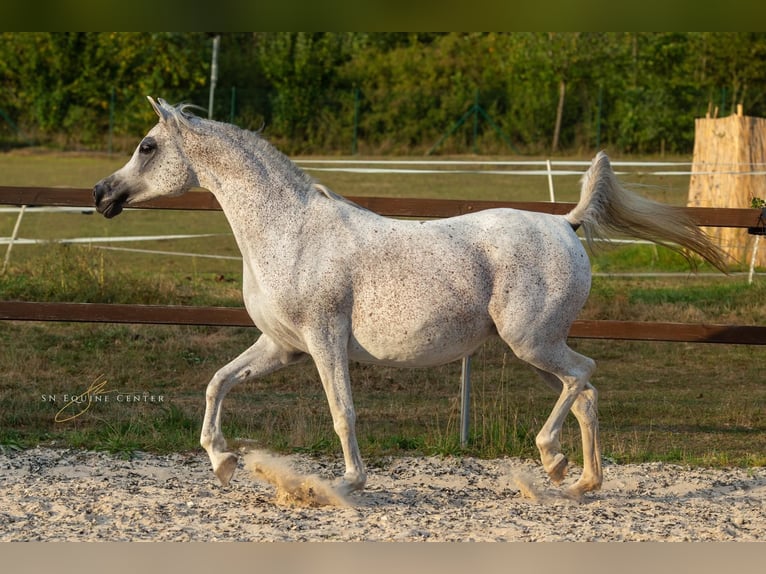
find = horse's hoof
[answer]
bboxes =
[332,473,366,496]
[547,453,568,485]
[214,453,238,487]
[563,485,585,503]
[565,475,601,500]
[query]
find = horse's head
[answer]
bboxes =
[93,97,200,218]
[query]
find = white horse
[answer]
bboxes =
[94,97,726,499]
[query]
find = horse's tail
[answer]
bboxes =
[565,151,728,272]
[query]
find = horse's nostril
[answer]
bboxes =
[93,182,107,206]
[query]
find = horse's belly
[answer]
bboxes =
[346,236,497,366]
[348,331,492,367]
[348,301,495,367]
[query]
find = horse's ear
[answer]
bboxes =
[147,96,171,123]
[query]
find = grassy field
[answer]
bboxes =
[0,150,764,467]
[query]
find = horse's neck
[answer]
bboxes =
[183,126,333,268]
[194,150,313,260]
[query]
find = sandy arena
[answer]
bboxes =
[0,447,764,542]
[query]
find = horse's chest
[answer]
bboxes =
[242,267,347,352]
[243,298,309,353]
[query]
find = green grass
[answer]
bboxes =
[0,150,764,467]
[1,318,763,467]
[0,243,243,306]
[1,243,763,467]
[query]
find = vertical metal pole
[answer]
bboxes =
[108,87,115,155]
[546,159,556,202]
[2,205,26,274]
[208,35,220,119]
[460,355,471,448]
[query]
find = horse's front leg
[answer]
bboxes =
[200,334,304,486]
[307,331,366,495]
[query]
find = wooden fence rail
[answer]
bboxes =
[0,185,762,226]
[1,186,765,346]
[1,301,765,345]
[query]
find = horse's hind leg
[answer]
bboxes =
[200,334,304,486]
[532,366,602,498]
[508,338,602,497]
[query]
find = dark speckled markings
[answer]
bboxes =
[93,97,727,501]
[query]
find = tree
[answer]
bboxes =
[690,32,766,114]
[0,32,208,148]
[3,32,766,155]
[255,32,360,152]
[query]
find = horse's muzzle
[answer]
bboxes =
[93,179,127,219]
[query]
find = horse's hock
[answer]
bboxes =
[688,107,766,268]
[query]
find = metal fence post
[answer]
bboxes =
[2,205,26,274]
[546,159,556,202]
[208,35,220,119]
[108,87,115,155]
[460,355,471,447]
[352,87,360,155]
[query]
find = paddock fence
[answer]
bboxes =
[1,185,765,346]
[3,184,765,447]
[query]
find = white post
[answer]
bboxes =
[546,159,556,202]
[2,204,26,274]
[208,35,220,120]
[748,235,760,285]
[460,355,471,447]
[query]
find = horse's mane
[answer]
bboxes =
[164,102,317,193]
[172,102,207,128]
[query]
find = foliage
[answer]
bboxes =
[3,32,766,154]
[0,32,208,147]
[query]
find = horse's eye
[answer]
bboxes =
[139,139,156,155]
